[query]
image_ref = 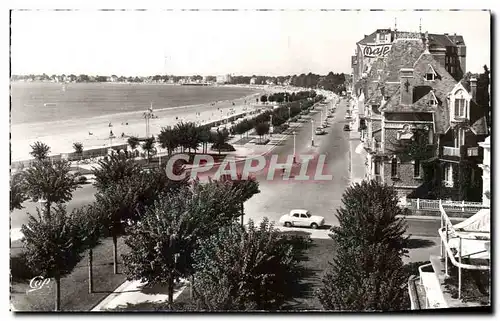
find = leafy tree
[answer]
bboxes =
[127,136,140,155]
[23,160,80,217]
[142,137,156,162]
[317,180,410,311]
[10,172,28,212]
[198,126,211,154]
[219,173,260,226]
[29,141,51,161]
[260,95,268,104]
[212,128,230,155]
[73,205,106,293]
[92,154,141,192]
[21,205,85,311]
[122,179,242,305]
[73,142,83,156]
[94,166,188,275]
[190,219,308,310]
[254,122,270,143]
[158,127,179,156]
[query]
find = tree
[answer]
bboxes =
[73,142,84,167]
[212,128,230,155]
[94,166,188,275]
[158,127,179,156]
[142,137,156,162]
[190,219,309,310]
[23,160,80,217]
[219,173,260,226]
[73,205,105,293]
[21,205,85,311]
[254,122,270,143]
[10,172,28,212]
[92,153,141,192]
[127,136,140,155]
[29,141,51,161]
[260,95,268,104]
[317,180,410,311]
[198,126,211,154]
[122,179,243,306]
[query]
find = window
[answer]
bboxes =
[454,99,467,117]
[292,213,300,218]
[426,73,435,81]
[455,128,465,148]
[380,34,386,41]
[300,214,308,218]
[391,157,398,178]
[428,128,434,144]
[414,160,421,178]
[374,160,380,175]
[444,164,454,187]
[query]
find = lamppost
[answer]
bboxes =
[288,106,291,124]
[292,131,296,163]
[109,130,115,154]
[143,102,154,138]
[311,120,315,146]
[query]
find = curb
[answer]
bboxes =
[90,279,133,311]
[398,215,466,221]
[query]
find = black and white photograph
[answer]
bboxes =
[7,5,492,313]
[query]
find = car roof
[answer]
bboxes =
[290,209,309,214]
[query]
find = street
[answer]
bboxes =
[10,99,444,243]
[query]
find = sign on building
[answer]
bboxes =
[360,44,392,58]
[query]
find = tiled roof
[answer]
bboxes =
[380,40,425,82]
[470,116,489,135]
[428,33,465,47]
[357,30,378,44]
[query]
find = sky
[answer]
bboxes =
[10,9,491,76]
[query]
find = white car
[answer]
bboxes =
[279,209,325,229]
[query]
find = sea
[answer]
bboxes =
[10,82,259,125]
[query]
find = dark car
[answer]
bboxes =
[343,124,350,131]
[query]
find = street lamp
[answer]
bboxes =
[288,106,291,124]
[143,102,154,138]
[311,120,315,146]
[292,131,296,163]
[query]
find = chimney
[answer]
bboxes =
[470,78,477,101]
[400,68,414,105]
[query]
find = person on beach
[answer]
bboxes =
[109,122,112,127]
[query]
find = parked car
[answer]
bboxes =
[279,209,325,229]
[315,127,326,135]
[343,124,351,131]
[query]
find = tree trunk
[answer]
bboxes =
[55,274,61,311]
[88,249,93,293]
[44,201,51,219]
[112,233,118,274]
[190,275,194,299]
[240,202,244,226]
[168,274,174,309]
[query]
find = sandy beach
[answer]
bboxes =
[11,92,262,162]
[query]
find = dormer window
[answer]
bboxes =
[454,98,467,118]
[450,86,471,121]
[428,91,438,106]
[425,64,437,81]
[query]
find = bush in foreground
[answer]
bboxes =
[317,180,410,311]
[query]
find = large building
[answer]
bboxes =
[351,30,489,201]
[352,28,466,87]
[216,74,232,84]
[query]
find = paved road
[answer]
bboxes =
[10,98,445,242]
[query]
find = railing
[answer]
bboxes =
[443,146,460,157]
[406,198,489,213]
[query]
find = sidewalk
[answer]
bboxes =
[91,279,188,311]
[348,130,366,185]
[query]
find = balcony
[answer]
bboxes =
[440,145,483,161]
[443,146,460,157]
